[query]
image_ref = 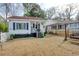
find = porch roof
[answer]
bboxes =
[48,20,79,26]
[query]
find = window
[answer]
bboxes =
[58,25,62,29]
[16,23,29,30]
[16,23,23,29]
[52,25,56,29]
[18,23,22,29]
[24,23,26,29]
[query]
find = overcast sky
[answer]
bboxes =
[0,0,79,18]
[37,0,79,10]
[1,0,79,10]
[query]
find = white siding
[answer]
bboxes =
[40,23,45,33]
[8,20,31,35]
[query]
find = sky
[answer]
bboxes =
[0,0,79,18]
[37,0,79,10]
[0,3,24,18]
[1,0,79,9]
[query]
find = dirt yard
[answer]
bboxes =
[0,34,79,56]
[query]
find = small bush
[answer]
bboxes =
[38,32,44,38]
[0,22,8,32]
[10,34,14,40]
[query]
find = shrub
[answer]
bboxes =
[38,32,44,38]
[0,22,8,32]
[10,34,14,40]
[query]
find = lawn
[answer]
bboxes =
[0,34,79,56]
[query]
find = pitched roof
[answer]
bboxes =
[7,16,42,21]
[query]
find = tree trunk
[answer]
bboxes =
[56,25,58,34]
[64,24,67,41]
[5,3,8,21]
[45,26,47,34]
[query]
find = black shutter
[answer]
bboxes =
[13,23,15,30]
[33,23,34,28]
[27,23,29,30]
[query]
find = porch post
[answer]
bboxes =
[36,22,39,38]
[29,22,31,34]
[56,24,58,34]
[45,26,48,34]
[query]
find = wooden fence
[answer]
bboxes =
[0,32,10,42]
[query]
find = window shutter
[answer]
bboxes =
[33,23,35,28]
[27,23,29,30]
[13,23,15,30]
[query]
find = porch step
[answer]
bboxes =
[31,33,36,37]
[70,36,79,39]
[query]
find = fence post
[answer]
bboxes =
[0,32,2,51]
[0,31,1,42]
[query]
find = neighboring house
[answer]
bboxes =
[46,20,79,32]
[7,16,48,37]
[67,21,79,33]
[57,20,79,33]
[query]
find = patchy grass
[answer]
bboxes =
[0,34,79,56]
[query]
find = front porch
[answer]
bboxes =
[30,20,46,38]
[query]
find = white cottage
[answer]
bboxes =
[7,16,46,37]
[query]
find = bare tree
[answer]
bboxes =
[0,3,13,21]
[76,11,79,21]
[63,4,77,20]
[0,3,23,20]
[10,3,24,16]
[56,10,65,20]
[46,7,56,20]
[61,4,77,41]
